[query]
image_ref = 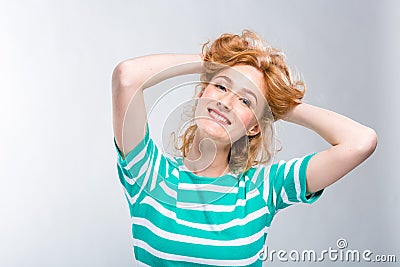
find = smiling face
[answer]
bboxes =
[194,64,267,145]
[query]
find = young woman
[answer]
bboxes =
[112,30,377,266]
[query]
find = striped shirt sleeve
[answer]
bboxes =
[269,153,324,213]
[114,123,168,207]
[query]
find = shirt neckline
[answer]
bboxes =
[172,156,241,180]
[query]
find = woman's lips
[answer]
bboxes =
[207,108,231,125]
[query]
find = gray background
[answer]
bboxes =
[0,0,398,266]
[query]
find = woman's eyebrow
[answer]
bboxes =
[214,75,258,104]
[214,75,232,84]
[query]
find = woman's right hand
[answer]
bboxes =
[112,54,204,158]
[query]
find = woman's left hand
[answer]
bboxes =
[283,102,378,194]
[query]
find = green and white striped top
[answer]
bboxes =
[114,123,323,266]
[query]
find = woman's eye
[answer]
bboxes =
[240,97,251,107]
[215,84,227,91]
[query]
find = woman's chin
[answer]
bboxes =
[196,119,232,143]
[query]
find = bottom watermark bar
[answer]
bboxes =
[259,238,397,263]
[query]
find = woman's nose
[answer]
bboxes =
[217,91,235,111]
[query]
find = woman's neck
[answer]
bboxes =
[183,131,231,177]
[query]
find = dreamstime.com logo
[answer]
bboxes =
[258,238,397,263]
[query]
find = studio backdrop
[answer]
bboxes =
[0,0,398,266]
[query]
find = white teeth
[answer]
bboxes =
[209,110,228,124]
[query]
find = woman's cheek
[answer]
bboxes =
[237,109,254,126]
[202,87,217,99]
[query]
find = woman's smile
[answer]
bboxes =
[207,108,231,125]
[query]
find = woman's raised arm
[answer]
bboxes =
[112,54,204,158]
[283,102,378,194]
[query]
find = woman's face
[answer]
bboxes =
[195,64,267,145]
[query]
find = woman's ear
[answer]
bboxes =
[247,124,260,136]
